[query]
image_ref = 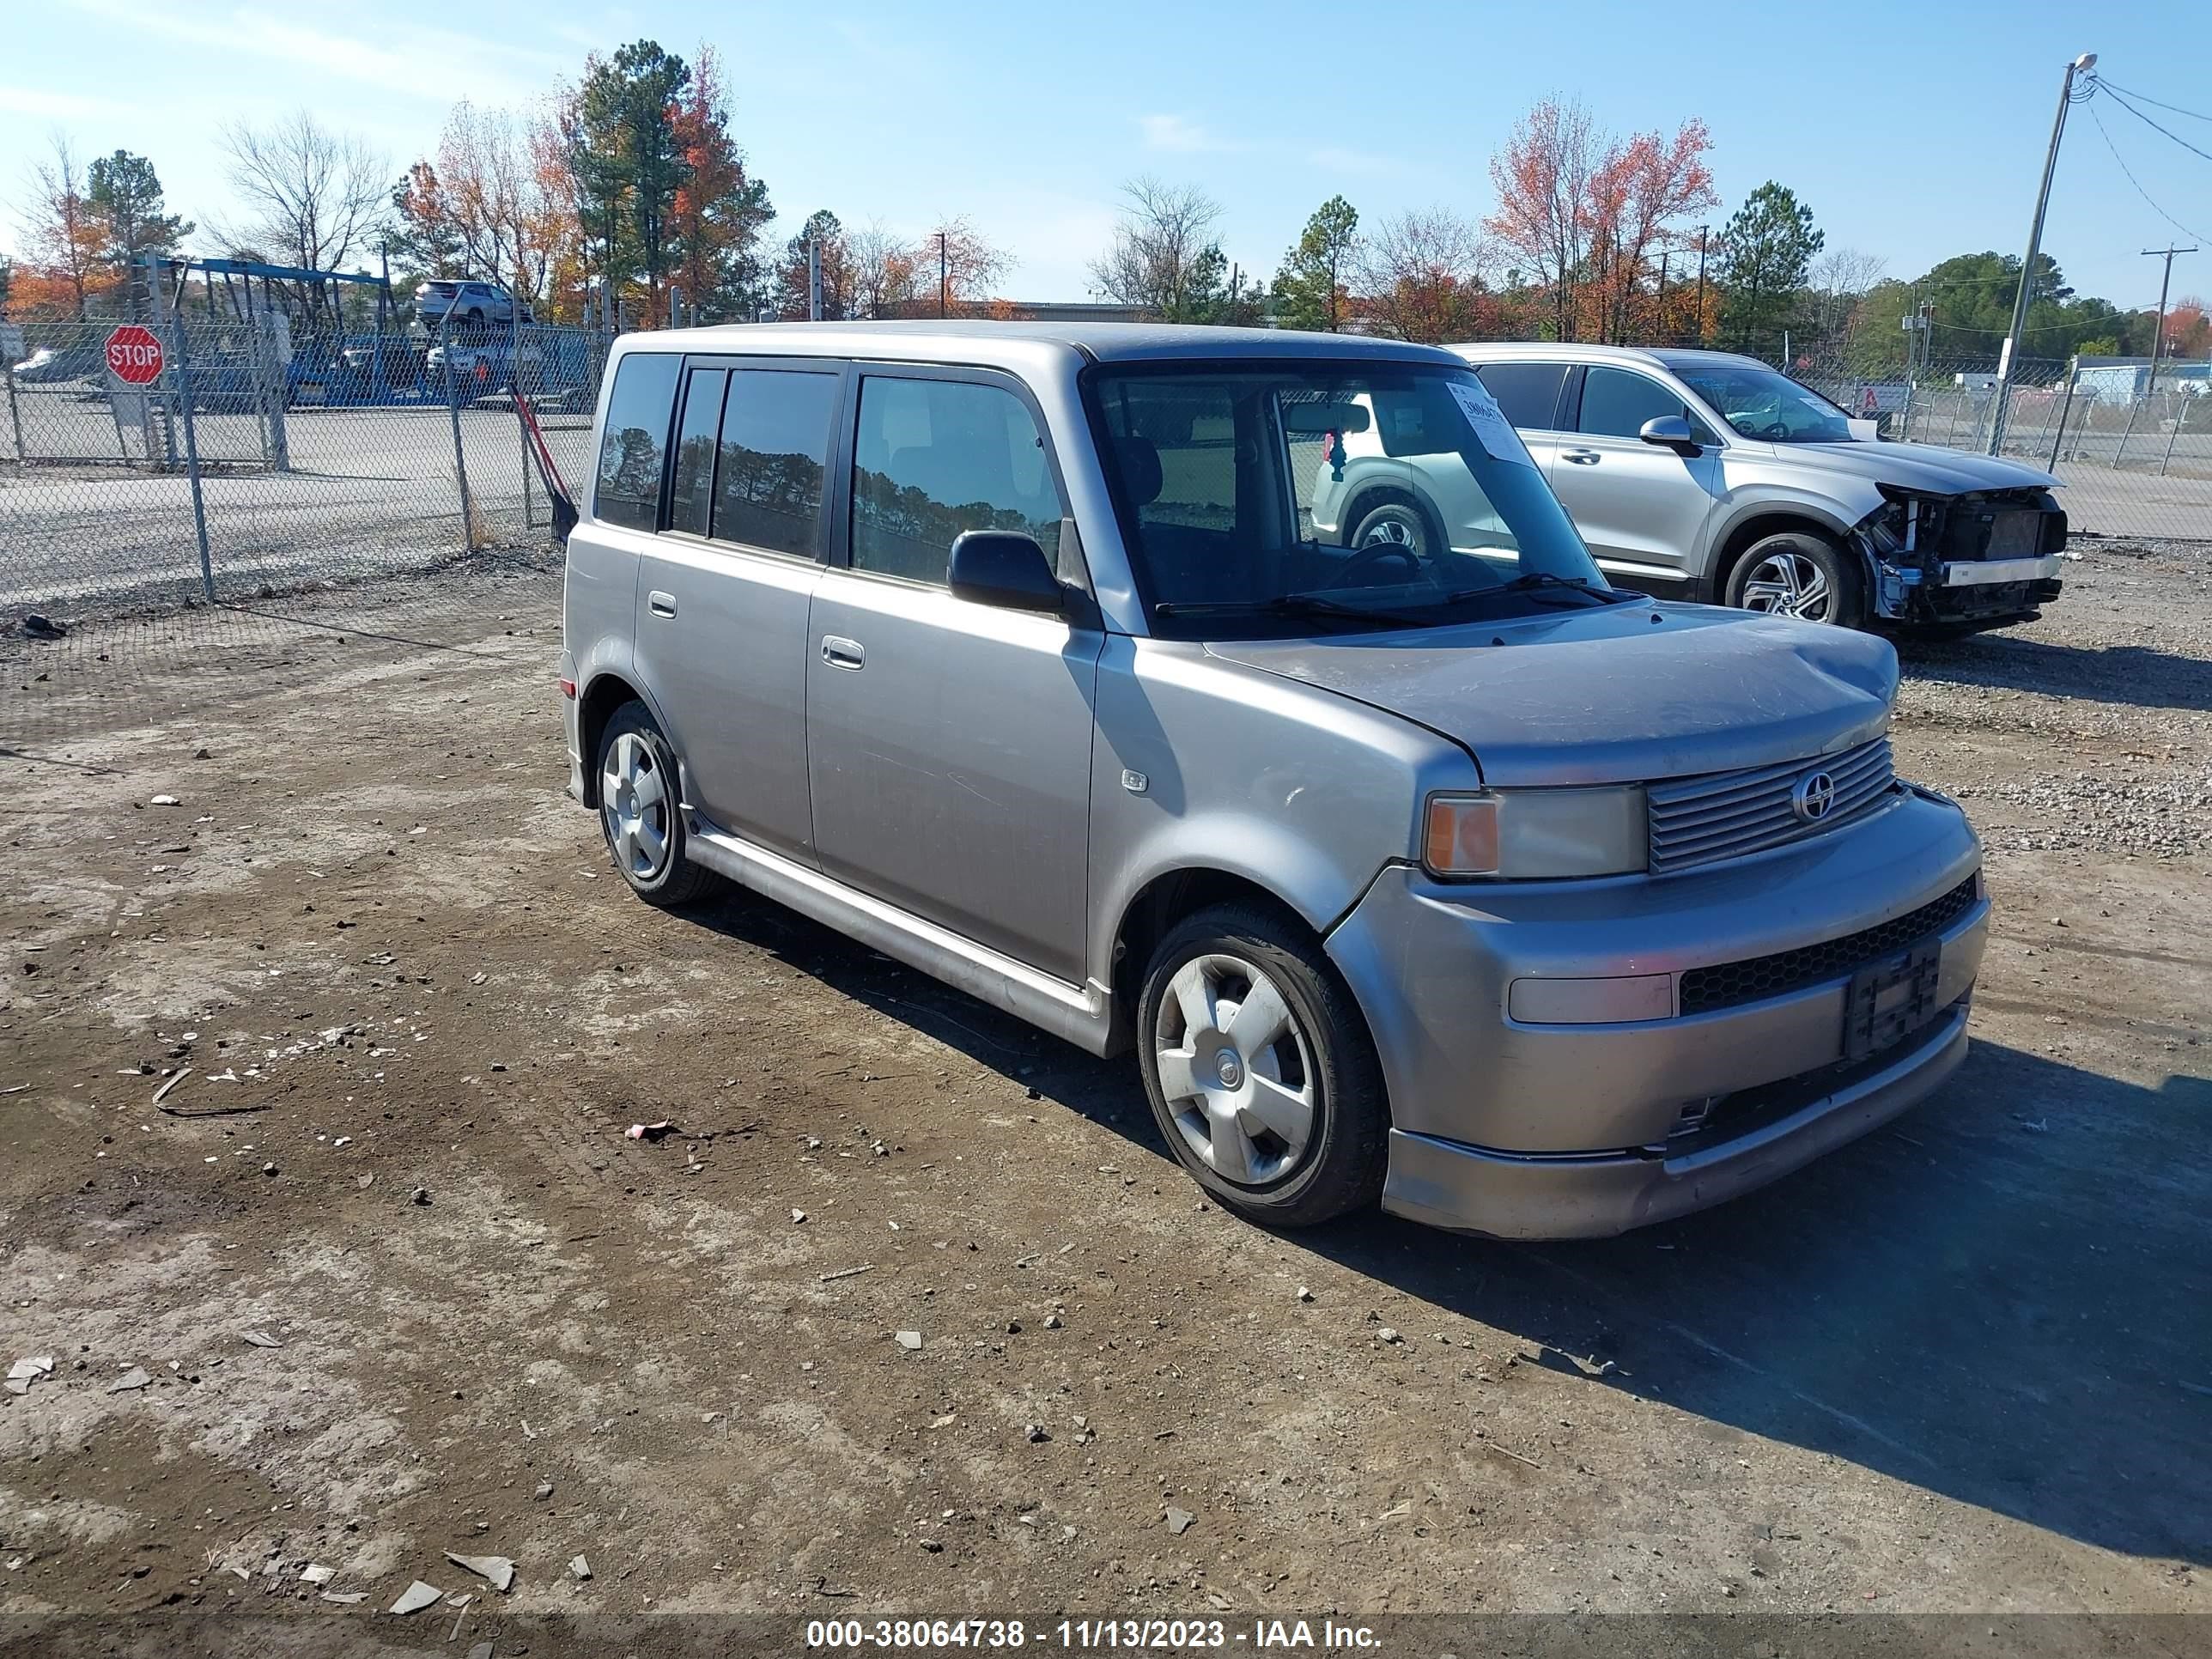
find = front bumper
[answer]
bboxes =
[1324,787,1986,1237]
[1383,1000,1969,1238]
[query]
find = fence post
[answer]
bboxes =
[166,310,216,605]
[443,309,477,550]
[3,357,21,465]
[2159,394,2191,478]
[2046,359,2079,470]
[512,299,534,532]
[2112,375,2144,470]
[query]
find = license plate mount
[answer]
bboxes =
[1843,939,1942,1061]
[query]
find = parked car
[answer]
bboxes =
[1445,344,2068,635]
[559,323,1988,1240]
[9,340,103,385]
[415,279,532,329]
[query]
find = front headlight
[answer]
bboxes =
[1421,787,1648,879]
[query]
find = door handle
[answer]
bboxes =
[1561,449,1601,465]
[647,590,678,617]
[821,635,866,670]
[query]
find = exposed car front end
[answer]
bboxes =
[1850,479,2069,632]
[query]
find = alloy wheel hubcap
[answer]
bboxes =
[1362,517,1415,548]
[1741,552,1833,622]
[600,732,671,879]
[1152,953,1316,1187]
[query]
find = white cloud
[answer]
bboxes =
[53,0,563,106]
[1139,113,1243,155]
[0,87,125,121]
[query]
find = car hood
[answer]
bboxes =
[1774,439,2058,495]
[1205,602,1897,787]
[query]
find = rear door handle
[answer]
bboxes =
[647,590,678,617]
[821,635,866,670]
[1561,449,1601,465]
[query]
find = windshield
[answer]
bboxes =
[1089,362,1613,636]
[1678,364,1852,443]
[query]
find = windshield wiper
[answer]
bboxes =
[1437,572,1628,608]
[1152,593,1425,627]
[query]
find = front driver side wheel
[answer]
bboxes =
[1725,531,1864,628]
[1137,903,1388,1228]
[596,701,716,907]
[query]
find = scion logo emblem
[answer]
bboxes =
[1792,769,1838,823]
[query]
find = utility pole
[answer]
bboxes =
[2140,245,2195,398]
[1693,226,1710,343]
[939,232,948,319]
[1990,51,2096,455]
[807,235,823,322]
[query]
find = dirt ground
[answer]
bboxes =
[1,545,2207,1654]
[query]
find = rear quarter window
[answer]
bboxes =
[593,353,680,531]
[1471,362,1569,430]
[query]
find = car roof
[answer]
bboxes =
[614,319,1463,372]
[1447,340,1773,374]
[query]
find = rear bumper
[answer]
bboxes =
[1383,1000,1969,1238]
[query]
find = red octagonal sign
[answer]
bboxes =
[105,324,164,386]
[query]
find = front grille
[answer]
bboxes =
[1679,875,1981,1016]
[1647,736,1896,874]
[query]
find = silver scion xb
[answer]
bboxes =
[559,323,1990,1240]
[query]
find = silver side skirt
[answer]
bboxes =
[684,823,1117,1056]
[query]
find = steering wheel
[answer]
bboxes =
[1326,541,1424,589]
[1757,421,1791,440]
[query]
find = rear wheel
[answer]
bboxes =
[595,702,716,907]
[1346,492,1443,562]
[1137,904,1387,1228]
[1726,531,1864,627]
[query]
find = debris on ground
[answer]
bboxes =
[319,1590,367,1604]
[1165,1508,1194,1535]
[5,1356,53,1396]
[443,1552,516,1592]
[21,614,68,640]
[625,1121,676,1140]
[1297,1285,1313,1302]
[107,1366,149,1392]
[1025,1422,1050,1443]
[820,1264,872,1282]
[1376,1327,1402,1345]
[534,1480,554,1500]
[388,1580,443,1615]
[791,1208,807,1224]
[301,1563,335,1584]
[569,1555,592,1581]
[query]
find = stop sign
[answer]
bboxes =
[105,324,164,385]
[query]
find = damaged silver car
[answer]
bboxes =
[1446,343,2068,634]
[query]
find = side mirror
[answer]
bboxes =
[1639,415,1703,456]
[948,531,1064,613]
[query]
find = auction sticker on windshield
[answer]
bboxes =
[1445,380,1534,467]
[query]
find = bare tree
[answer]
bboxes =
[1486,97,1598,341]
[218,111,388,315]
[23,133,104,319]
[1357,208,1496,344]
[843,220,919,319]
[1806,246,1887,355]
[1087,176,1223,319]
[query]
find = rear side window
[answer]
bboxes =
[593,353,680,531]
[1472,362,1567,430]
[713,369,838,558]
[850,377,1064,585]
[667,368,727,537]
[1578,368,1687,440]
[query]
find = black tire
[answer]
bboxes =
[1345,490,1443,561]
[1136,902,1388,1228]
[593,701,717,908]
[463,307,486,327]
[1723,530,1865,627]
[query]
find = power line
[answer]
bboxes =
[2096,82,2212,167]
[2085,100,2212,245]
[2094,77,2212,125]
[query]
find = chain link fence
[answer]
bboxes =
[3,309,607,744]
[1794,355,2212,544]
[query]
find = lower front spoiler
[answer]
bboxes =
[1380,1002,1970,1239]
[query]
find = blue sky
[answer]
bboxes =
[6,0,2209,313]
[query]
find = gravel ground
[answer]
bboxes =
[0,544,2205,1656]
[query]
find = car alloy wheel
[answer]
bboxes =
[1740,550,1834,622]
[1150,952,1317,1187]
[1360,516,1417,550]
[600,729,672,881]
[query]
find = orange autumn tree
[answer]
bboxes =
[17,137,116,319]
[666,46,774,322]
[1486,98,1714,343]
